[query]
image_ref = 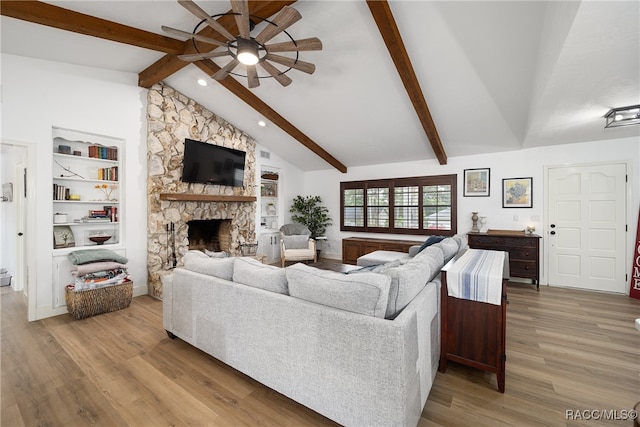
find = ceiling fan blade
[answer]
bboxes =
[255,6,302,44]
[162,26,227,47]
[178,0,235,41]
[258,61,292,87]
[177,50,230,61]
[230,0,250,39]
[246,65,260,88]
[265,53,315,74]
[211,59,240,80]
[265,37,323,53]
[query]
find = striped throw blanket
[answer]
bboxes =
[446,249,505,305]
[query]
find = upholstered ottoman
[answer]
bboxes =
[356,250,411,267]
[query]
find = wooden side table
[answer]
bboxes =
[439,251,508,392]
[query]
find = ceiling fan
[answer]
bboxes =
[162,0,323,88]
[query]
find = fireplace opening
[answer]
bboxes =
[187,219,232,252]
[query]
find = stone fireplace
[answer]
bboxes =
[146,83,257,298]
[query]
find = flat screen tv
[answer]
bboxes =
[182,138,246,187]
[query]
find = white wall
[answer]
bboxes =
[1,54,148,318]
[304,137,640,287]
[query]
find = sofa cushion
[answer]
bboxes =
[357,250,411,267]
[233,257,288,294]
[438,237,460,262]
[286,263,390,318]
[376,261,429,319]
[183,250,234,280]
[409,245,445,283]
[282,235,309,249]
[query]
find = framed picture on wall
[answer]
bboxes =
[502,177,532,208]
[463,168,490,197]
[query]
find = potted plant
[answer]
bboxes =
[289,195,332,240]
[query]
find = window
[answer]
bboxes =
[340,174,457,236]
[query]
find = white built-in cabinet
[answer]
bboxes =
[51,127,126,308]
[258,167,281,264]
[258,231,281,265]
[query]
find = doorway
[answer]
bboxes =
[1,140,37,320]
[546,162,628,293]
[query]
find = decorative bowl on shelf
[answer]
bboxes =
[88,235,112,245]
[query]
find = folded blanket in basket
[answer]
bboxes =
[73,268,130,291]
[68,249,128,265]
[71,261,128,276]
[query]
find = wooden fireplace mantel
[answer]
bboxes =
[159,193,257,202]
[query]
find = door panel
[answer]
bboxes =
[547,163,626,293]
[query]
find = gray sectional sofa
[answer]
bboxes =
[163,235,467,427]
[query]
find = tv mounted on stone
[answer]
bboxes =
[182,138,246,187]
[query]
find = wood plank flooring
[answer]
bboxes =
[2,279,639,426]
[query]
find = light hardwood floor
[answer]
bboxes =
[1,280,639,426]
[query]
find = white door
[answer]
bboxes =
[547,163,627,293]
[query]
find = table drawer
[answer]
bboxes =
[509,261,537,278]
[510,248,538,260]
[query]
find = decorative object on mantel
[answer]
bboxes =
[526,225,536,235]
[487,229,525,236]
[471,212,479,232]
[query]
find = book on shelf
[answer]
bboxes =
[53,183,70,201]
[88,145,118,161]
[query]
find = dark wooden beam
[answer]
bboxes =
[366,0,447,165]
[0,1,184,54]
[138,1,297,88]
[195,60,348,173]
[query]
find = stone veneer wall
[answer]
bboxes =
[146,83,257,298]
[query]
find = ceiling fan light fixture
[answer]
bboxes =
[236,38,259,65]
[604,105,640,128]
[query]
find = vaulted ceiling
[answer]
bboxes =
[2,1,638,172]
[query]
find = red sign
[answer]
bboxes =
[630,206,640,300]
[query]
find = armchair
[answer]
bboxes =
[279,223,317,268]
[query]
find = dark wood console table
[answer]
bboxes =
[439,251,508,392]
[342,237,423,265]
[468,232,541,289]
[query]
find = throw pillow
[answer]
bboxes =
[382,262,429,319]
[417,235,445,254]
[233,257,288,294]
[183,250,234,280]
[282,235,310,249]
[286,263,390,318]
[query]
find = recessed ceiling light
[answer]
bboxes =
[258,120,266,127]
[197,79,208,87]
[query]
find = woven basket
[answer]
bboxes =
[65,281,133,320]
